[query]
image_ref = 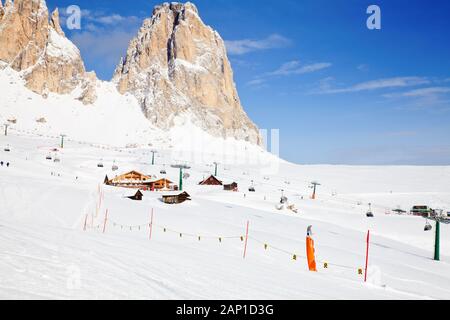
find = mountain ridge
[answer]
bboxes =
[0,0,262,146]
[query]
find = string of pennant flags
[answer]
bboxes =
[84,209,364,276]
[82,161,372,276]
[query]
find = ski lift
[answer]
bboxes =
[53,157,60,163]
[366,203,374,218]
[160,169,167,175]
[4,145,11,152]
[424,219,432,232]
[97,160,104,168]
[112,160,119,171]
[46,154,52,160]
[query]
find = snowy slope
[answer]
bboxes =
[0,66,270,164]
[0,131,450,299]
[1,65,450,299]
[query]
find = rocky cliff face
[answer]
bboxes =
[113,2,261,145]
[0,0,96,104]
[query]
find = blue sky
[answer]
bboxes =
[46,0,450,165]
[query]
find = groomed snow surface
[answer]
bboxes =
[1,132,450,299]
[1,68,450,300]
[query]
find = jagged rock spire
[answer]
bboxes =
[0,0,97,104]
[113,2,262,145]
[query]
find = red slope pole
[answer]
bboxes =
[364,230,370,282]
[243,221,250,259]
[149,208,154,240]
[102,209,108,234]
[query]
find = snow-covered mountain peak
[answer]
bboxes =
[113,2,262,146]
[0,0,97,104]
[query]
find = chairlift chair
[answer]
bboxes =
[4,146,11,152]
[424,219,433,232]
[112,160,119,171]
[97,161,104,168]
[366,203,374,218]
[46,154,52,160]
[248,180,256,192]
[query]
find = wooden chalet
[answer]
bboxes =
[128,190,144,201]
[149,178,174,191]
[105,171,152,189]
[223,182,238,191]
[199,175,223,186]
[162,192,191,204]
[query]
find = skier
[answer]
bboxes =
[0,161,3,166]
[6,162,9,167]
[306,225,317,272]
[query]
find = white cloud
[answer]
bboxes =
[268,61,332,76]
[246,60,331,89]
[246,78,267,88]
[319,77,430,94]
[59,7,140,29]
[357,64,369,72]
[225,34,292,55]
[71,29,137,68]
[387,87,450,98]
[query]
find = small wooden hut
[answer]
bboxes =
[162,192,191,204]
[128,190,144,201]
[223,182,238,191]
[199,175,223,186]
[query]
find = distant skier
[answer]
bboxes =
[0,161,3,166]
[6,162,9,167]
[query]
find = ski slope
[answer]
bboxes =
[1,132,450,300]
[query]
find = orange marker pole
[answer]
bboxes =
[149,209,154,240]
[243,221,249,259]
[306,226,317,272]
[102,209,108,234]
[364,230,370,282]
